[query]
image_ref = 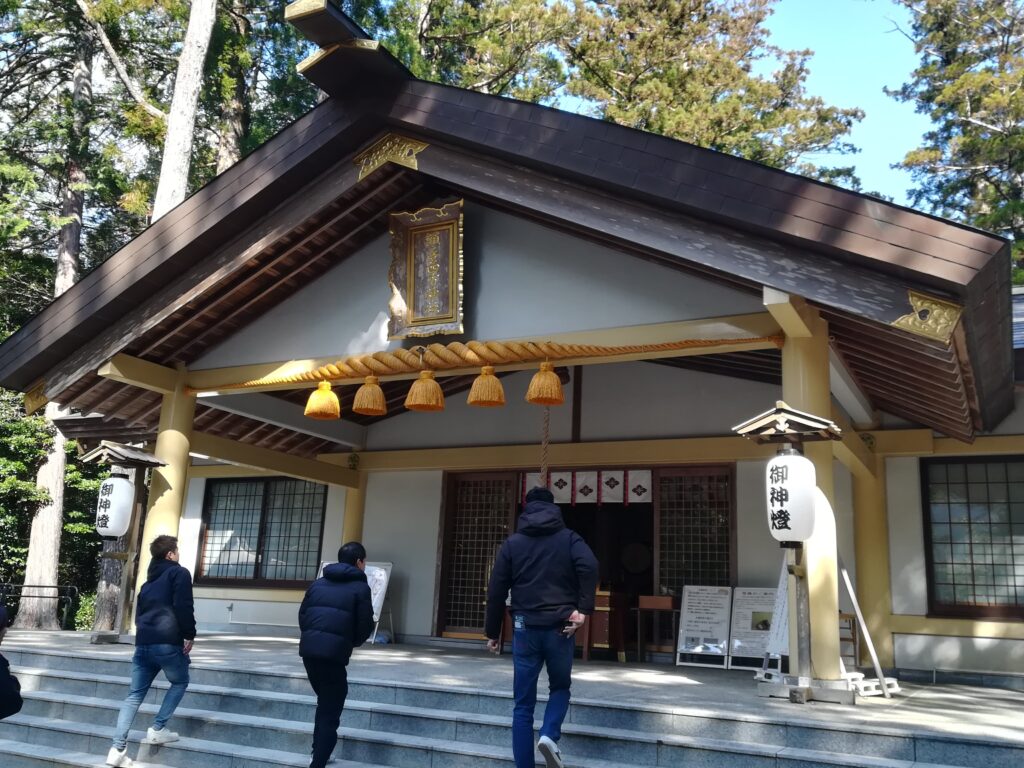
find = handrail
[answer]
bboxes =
[0,583,81,629]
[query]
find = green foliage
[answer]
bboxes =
[892,1,1024,279]
[563,0,863,176]
[0,391,51,586]
[74,591,96,631]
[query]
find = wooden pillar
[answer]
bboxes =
[782,311,842,681]
[134,370,196,597]
[853,454,895,667]
[342,471,368,543]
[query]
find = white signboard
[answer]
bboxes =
[318,561,393,622]
[766,554,791,657]
[728,587,776,665]
[676,586,732,665]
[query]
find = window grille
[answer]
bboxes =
[657,469,733,596]
[199,477,326,584]
[442,476,515,633]
[922,458,1024,618]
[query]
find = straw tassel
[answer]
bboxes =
[526,362,563,405]
[305,380,341,420]
[467,366,505,407]
[405,370,445,411]
[353,375,387,416]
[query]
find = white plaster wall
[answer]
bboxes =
[361,471,444,639]
[886,457,928,615]
[366,363,781,451]
[895,634,1024,674]
[192,234,394,369]
[463,204,763,340]
[192,204,762,369]
[581,363,780,441]
[320,484,347,563]
[178,477,205,576]
[989,389,1024,436]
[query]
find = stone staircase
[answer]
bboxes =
[1,646,1022,768]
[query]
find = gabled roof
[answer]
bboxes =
[0,1,1012,448]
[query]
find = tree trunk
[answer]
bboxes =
[14,37,93,631]
[151,0,218,220]
[215,0,250,174]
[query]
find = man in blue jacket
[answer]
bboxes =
[485,486,599,768]
[299,541,373,768]
[107,535,195,768]
[0,605,22,721]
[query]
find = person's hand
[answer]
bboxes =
[562,611,586,637]
[486,638,500,654]
[183,639,194,655]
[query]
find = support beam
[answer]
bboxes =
[186,314,782,395]
[829,348,877,428]
[321,435,777,472]
[135,367,196,598]
[830,407,875,481]
[764,288,815,338]
[781,309,842,682]
[853,454,895,667]
[98,354,178,394]
[190,431,358,488]
[342,471,367,542]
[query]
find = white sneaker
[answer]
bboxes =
[538,735,564,768]
[105,746,133,767]
[146,726,180,744]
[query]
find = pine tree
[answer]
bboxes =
[891,0,1024,278]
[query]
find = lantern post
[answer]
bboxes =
[81,441,166,643]
[734,401,848,704]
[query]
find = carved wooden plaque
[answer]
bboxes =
[388,200,464,338]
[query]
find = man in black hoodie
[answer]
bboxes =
[107,535,195,767]
[485,486,599,768]
[0,605,22,721]
[298,541,373,768]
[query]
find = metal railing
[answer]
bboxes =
[0,584,80,629]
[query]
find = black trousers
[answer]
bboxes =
[302,657,349,768]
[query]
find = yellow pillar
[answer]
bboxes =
[782,311,842,681]
[853,454,895,667]
[135,369,196,597]
[342,471,368,543]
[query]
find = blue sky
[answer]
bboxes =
[764,0,931,204]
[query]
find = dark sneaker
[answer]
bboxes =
[538,735,564,768]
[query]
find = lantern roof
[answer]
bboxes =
[80,441,166,469]
[732,401,842,444]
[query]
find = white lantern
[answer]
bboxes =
[96,475,134,539]
[765,452,816,542]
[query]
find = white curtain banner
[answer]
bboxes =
[574,471,598,504]
[599,471,624,504]
[522,472,544,503]
[549,472,573,504]
[627,470,653,504]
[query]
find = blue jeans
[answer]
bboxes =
[511,621,573,768]
[111,644,190,750]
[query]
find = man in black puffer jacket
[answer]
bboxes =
[485,486,598,768]
[299,541,373,768]
[107,535,195,767]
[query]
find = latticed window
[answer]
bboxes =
[657,467,733,596]
[922,458,1024,618]
[441,475,515,634]
[198,478,326,584]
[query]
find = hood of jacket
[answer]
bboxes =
[516,499,565,537]
[323,562,367,583]
[147,556,179,582]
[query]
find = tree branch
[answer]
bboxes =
[73,0,166,121]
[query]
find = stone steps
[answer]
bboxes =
[1,648,1020,768]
